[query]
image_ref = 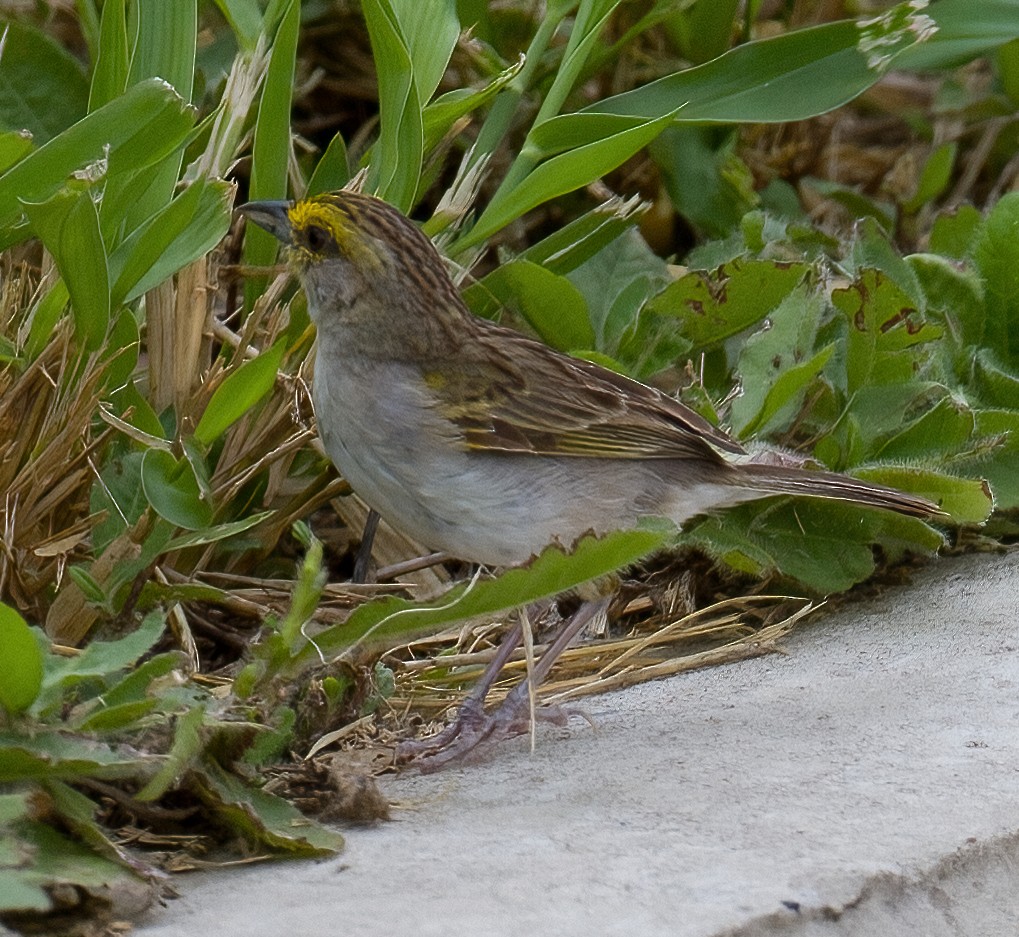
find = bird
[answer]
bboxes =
[238,190,940,768]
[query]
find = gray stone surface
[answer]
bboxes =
[136,550,1019,937]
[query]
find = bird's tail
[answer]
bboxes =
[737,463,942,518]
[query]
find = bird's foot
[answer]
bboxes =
[394,690,580,773]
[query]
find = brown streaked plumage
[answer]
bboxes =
[239,189,939,567]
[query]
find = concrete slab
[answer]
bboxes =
[136,550,1019,937]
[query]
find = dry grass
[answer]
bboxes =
[300,590,817,763]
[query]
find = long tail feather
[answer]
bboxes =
[737,464,942,518]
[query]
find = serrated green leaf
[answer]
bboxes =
[648,257,810,349]
[854,466,992,525]
[301,525,675,666]
[136,706,205,801]
[973,191,1019,366]
[832,269,942,396]
[192,759,344,856]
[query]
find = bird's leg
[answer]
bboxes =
[396,596,610,772]
[351,509,380,584]
[394,618,526,762]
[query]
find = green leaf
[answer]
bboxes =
[853,466,993,525]
[37,612,166,705]
[665,0,741,64]
[192,759,344,856]
[464,260,594,351]
[109,177,233,304]
[652,126,758,238]
[729,286,827,437]
[517,196,647,275]
[582,9,932,124]
[968,409,1019,510]
[140,449,214,530]
[463,109,679,250]
[0,129,33,174]
[566,230,670,353]
[214,0,264,50]
[363,0,458,209]
[0,732,149,783]
[928,204,983,259]
[647,257,809,349]
[422,57,523,153]
[77,699,158,733]
[0,605,43,714]
[0,820,141,913]
[685,498,942,594]
[903,141,956,212]
[119,0,197,229]
[873,396,975,462]
[907,252,986,353]
[89,0,130,111]
[306,133,350,196]
[100,652,182,707]
[847,218,924,305]
[244,0,298,298]
[194,339,286,446]
[301,525,675,665]
[0,21,88,144]
[136,706,205,801]
[831,269,942,396]
[0,78,195,245]
[895,0,1019,70]
[21,187,110,350]
[972,350,1019,410]
[973,191,1019,366]
[165,512,274,551]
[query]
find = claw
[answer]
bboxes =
[395,597,610,771]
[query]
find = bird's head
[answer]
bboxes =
[243,192,469,334]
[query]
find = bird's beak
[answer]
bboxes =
[236,200,294,245]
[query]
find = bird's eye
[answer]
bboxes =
[304,224,331,253]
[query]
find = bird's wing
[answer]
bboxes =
[425,323,744,460]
